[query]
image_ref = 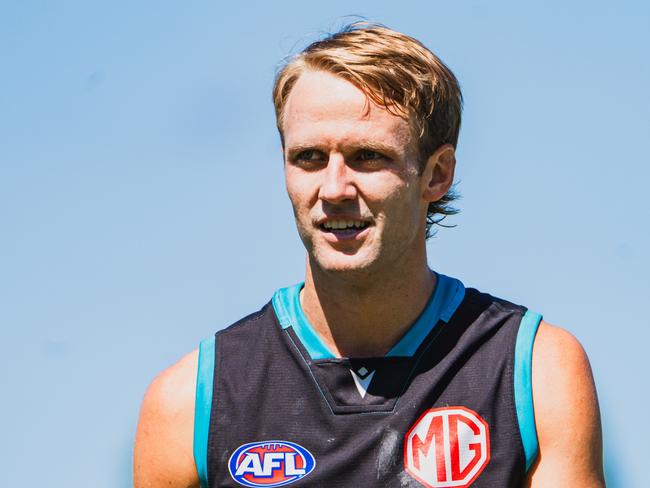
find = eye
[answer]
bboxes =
[290,149,326,168]
[352,149,391,170]
[357,150,383,161]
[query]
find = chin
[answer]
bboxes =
[311,248,380,277]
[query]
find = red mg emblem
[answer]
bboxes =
[404,407,490,487]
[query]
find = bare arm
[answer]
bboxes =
[526,321,605,487]
[134,350,201,488]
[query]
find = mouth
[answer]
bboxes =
[318,219,372,240]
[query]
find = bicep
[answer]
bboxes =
[134,350,200,488]
[526,322,604,487]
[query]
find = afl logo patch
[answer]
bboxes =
[404,407,490,488]
[228,440,316,487]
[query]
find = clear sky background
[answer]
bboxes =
[1,1,648,486]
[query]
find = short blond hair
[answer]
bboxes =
[273,22,462,236]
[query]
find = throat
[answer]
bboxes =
[300,269,437,358]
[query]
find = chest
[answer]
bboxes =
[205,302,527,487]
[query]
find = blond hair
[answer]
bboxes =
[273,22,462,236]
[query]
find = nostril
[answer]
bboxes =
[318,181,357,203]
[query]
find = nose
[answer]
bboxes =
[318,153,357,203]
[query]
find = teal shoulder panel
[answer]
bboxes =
[193,335,216,488]
[514,310,542,471]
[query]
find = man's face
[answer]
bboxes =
[282,70,430,276]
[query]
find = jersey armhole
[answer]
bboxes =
[193,335,216,488]
[514,310,542,472]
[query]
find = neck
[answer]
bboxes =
[300,247,436,358]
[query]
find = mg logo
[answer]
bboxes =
[404,407,490,488]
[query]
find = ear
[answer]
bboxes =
[421,144,456,203]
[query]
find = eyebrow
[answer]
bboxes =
[285,140,403,157]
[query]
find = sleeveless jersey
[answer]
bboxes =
[193,274,541,488]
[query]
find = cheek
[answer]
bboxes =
[286,166,325,203]
[284,170,305,207]
[364,175,414,210]
[285,174,315,224]
[373,180,423,229]
[285,183,299,209]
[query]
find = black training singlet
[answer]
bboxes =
[193,274,541,488]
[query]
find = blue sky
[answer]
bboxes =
[1,1,648,486]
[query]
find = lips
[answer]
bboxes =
[320,219,370,231]
[317,218,372,241]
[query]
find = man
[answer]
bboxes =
[134,23,604,487]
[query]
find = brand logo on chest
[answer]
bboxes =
[404,407,490,488]
[228,440,316,487]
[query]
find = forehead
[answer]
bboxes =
[282,70,412,151]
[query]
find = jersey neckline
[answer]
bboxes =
[271,272,465,360]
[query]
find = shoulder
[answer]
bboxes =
[532,321,597,419]
[527,321,604,486]
[146,349,199,404]
[134,349,200,488]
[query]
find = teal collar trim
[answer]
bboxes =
[272,283,332,359]
[271,273,465,359]
[387,274,465,356]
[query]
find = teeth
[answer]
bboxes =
[323,220,368,230]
